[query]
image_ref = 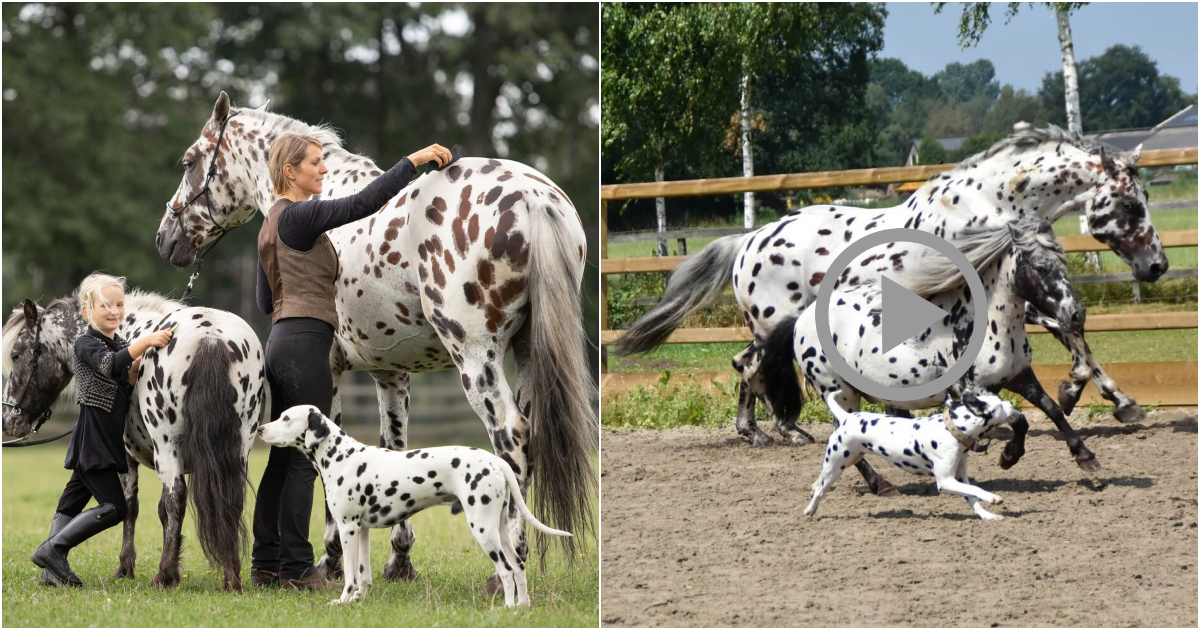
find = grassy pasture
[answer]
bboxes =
[2,444,598,627]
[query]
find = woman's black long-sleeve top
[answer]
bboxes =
[255,157,417,315]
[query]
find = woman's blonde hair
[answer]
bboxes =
[78,272,127,329]
[268,133,324,197]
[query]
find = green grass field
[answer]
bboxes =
[2,444,598,627]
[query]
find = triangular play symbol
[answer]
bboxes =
[881,275,950,354]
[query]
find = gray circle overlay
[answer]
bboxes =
[813,228,988,402]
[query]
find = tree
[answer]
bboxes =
[983,85,1042,134]
[934,59,1000,104]
[917,135,948,165]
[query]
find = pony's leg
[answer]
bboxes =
[1004,366,1099,472]
[316,349,347,580]
[368,369,420,582]
[732,344,773,447]
[1025,305,1092,415]
[151,469,187,589]
[1064,330,1144,423]
[999,411,1031,470]
[114,454,139,580]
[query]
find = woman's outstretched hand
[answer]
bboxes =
[407,144,453,169]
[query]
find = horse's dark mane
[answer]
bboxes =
[956,124,1130,171]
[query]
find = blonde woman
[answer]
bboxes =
[251,134,451,590]
[30,273,171,587]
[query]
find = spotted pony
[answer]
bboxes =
[615,127,1164,487]
[156,93,596,588]
[3,290,263,591]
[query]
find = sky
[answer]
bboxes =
[882,2,1198,95]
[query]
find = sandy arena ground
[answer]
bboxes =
[601,409,1198,627]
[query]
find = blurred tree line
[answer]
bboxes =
[3,3,599,354]
[602,3,1195,232]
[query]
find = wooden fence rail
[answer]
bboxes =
[599,149,1199,407]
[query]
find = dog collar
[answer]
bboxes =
[943,414,976,449]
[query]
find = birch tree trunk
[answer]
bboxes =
[741,65,755,229]
[1057,7,1100,267]
[655,165,668,257]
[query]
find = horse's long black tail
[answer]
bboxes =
[758,316,804,425]
[180,337,248,574]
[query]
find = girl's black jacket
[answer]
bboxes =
[66,327,134,473]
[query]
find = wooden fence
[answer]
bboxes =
[599,148,1199,407]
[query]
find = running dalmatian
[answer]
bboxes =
[806,389,1024,521]
[257,404,570,607]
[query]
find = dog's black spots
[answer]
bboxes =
[480,494,491,505]
[357,462,368,476]
[468,495,476,506]
[427,470,437,478]
[489,551,498,562]
[451,458,461,469]
[406,499,416,508]
[380,505,391,516]
[364,484,374,495]
[421,452,429,459]
[412,476,426,484]
[931,440,938,449]
[359,495,367,506]
[370,504,381,514]
[199,321,212,327]
[406,451,417,459]
[399,493,410,501]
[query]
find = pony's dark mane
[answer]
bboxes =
[955,124,1134,172]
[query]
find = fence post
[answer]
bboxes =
[600,200,609,373]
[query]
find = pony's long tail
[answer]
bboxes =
[499,456,571,538]
[611,233,748,355]
[525,201,597,562]
[180,336,248,583]
[758,316,804,425]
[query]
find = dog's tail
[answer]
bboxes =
[499,456,571,538]
[825,391,854,428]
[180,335,249,583]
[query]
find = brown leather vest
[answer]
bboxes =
[257,198,340,328]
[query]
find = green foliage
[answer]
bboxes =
[934,2,1090,49]
[949,132,1006,162]
[917,135,948,165]
[1037,44,1194,131]
[933,59,1000,104]
[601,374,750,430]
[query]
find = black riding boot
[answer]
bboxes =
[31,503,122,587]
[39,513,74,586]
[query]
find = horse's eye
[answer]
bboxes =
[9,352,17,361]
[183,160,194,170]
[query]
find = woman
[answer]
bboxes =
[252,134,451,590]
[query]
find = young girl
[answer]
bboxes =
[30,273,172,587]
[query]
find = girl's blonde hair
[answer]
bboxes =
[268,133,324,197]
[78,272,127,329]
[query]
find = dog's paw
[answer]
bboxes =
[979,511,1005,521]
[988,494,1003,505]
[329,598,344,606]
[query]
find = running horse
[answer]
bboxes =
[155,93,595,589]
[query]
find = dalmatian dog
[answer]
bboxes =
[257,404,571,607]
[805,390,1024,521]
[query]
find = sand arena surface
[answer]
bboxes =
[601,409,1197,627]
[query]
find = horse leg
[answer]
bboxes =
[315,353,347,580]
[1026,305,1092,416]
[151,472,186,588]
[835,390,897,497]
[772,390,816,446]
[114,454,139,580]
[1004,366,1099,472]
[732,344,773,447]
[1070,334,1144,423]
[368,369,420,582]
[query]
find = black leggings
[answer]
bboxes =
[56,467,129,521]
[251,318,333,579]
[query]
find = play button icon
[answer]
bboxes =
[881,276,950,353]
[813,228,989,402]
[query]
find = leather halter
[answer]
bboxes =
[164,112,243,301]
[2,312,72,447]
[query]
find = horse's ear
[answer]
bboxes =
[1099,146,1119,176]
[1129,143,1143,165]
[22,298,37,329]
[212,91,231,124]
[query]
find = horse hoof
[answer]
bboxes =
[151,571,180,589]
[873,480,900,497]
[113,565,135,580]
[318,559,344,580]
[749,431,774,448]
[482,573,503,596]
[223,578,244,593]
[1076,455,1102,473]
[783,429,816,446]
[999,447,1025,470]
[1114,403,1145,424]
[1057,381,1081,416]
[383,561,419,582]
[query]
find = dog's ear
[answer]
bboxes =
[307,408,330,441]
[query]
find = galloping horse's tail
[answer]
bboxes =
[525,200,597,563]
[611,233,748,355]
[758,315,804,425]
[180,336,249,581]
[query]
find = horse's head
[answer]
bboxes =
[2,298,77,438]
[1008,218,1084,335]
[158,92,262,267]
[1083,144,1167,282]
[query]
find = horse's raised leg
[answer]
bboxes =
[1004,366,1099,472]
[114,454,139,580]
[316,352,347,580]
[368,369,420,583]
[151,471,187,589]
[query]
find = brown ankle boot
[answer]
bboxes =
[250,567,279,587]
[279,566,342,591]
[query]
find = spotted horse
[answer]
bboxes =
[749,215,1089,480]
[614,126,1165,492]
[2,290,263,591]
[156,92,596,590]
